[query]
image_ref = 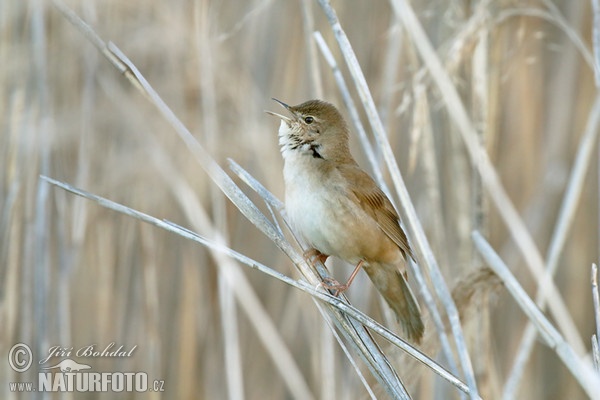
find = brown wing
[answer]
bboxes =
[338,164,414,260]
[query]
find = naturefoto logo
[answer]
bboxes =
[42,359,91,372]
[8,343,165,393]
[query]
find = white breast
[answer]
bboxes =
[282,150,327,243]
[281,150,363,262]
[279,120,381,262]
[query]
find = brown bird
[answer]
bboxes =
[267,98,424,343]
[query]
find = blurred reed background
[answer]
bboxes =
[1,0,599,399]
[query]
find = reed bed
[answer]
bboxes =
[1,0,600,399]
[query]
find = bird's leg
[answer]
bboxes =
[304,248,329,265]
[322,260,365,296]
[303,248,345,295]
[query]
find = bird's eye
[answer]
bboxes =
[304,116,314,124]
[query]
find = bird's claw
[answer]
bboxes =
[321,277,348,296]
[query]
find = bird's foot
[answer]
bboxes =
[303,248,329,265]
[320,260,365,296]
[321,277,349,296]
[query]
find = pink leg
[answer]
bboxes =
[304,248,329,264]
[322,260,365,296]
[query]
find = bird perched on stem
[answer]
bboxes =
[267,98,424,343]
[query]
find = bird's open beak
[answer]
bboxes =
[265,98,294,124]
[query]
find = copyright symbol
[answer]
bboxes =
[8,343,32,372]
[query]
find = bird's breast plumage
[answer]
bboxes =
[282,151,400,265]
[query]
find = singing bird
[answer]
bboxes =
[267,99,424,343]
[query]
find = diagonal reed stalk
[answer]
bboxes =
[42,0,600,399]
[473,231,600,399]
[389,0,579,349]
[316,0,479,397]
[41,174,473,397]
[313,14,461,384]
[592,264,600,372]
[503,2,600,394]
[503,93,600,398]
[33,1,599,398]
[48,1,480,398]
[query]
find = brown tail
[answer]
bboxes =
[364,262,424,344]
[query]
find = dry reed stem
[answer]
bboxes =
[50,2,314,398]
[300,0,323,99]
[111,37,315,399]
[6,1,593,398]
[504,93,600,397]
[407,85,461,377]
[193,2,244,397]
[593,335,600,373]
[40,175,474,397]
[390,0,587,368]
[312,31,386,191]
[592,264,600,372]
[503,2,600,393]
[226,161,480,396]
[392,0,567,325]
[316,0,480,397]
[378,16,403,131]
[48,2,479,398]
[473,231,600,399]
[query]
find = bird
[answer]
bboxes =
[267,98,424,343]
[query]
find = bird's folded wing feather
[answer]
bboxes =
[338,165,414,260]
